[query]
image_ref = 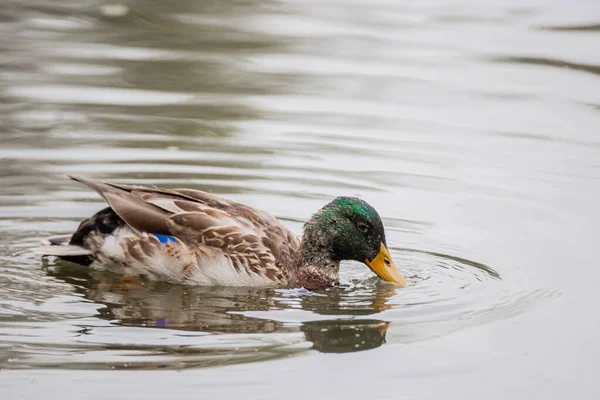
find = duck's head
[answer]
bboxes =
[302,197,408,287]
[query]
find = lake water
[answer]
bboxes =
[1,0,599,398]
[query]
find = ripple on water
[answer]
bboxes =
[0,243,558,370]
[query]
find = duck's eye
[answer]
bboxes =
[357,221,369,233]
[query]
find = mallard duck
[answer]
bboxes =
[41,176,407,290]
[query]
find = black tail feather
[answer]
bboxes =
[69,207,125,246]
[47,206,125,266]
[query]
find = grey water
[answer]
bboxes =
[1,0,599,398]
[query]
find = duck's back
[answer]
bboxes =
[43,176,301,287]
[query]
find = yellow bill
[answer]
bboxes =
[365,243,408,287]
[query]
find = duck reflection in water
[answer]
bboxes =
[46,260,397,353]
[302,320,389,353]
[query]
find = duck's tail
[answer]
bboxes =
[36,206,126,266]
[35,236,93,265]
[37,234,91,255]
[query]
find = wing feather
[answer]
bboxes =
[102,192,170,234]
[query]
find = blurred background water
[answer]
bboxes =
[1,0,599,398]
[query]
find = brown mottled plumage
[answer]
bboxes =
[40,176,408,290]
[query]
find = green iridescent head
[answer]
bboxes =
[302,197,407,286]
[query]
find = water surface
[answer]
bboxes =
[1,0,599,398]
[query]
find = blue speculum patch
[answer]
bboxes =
[153,234,177,245]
